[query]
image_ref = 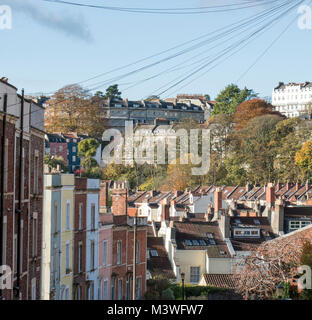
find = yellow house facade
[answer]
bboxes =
[60,175,75,300]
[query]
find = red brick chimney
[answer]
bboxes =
[99,180,108,213]
[112,181,128,216]
[214,187,222,218]
[160,198,170,221]
[266,183,275,207]
[286,180,291,190]
[296,180,301,191]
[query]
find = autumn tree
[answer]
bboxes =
[212,84,256,116]
[295,141,312,179]
[233,98,283,130]
[163,154,202,191]
[235,236,310,299]
[44,84,102,137]
[270,118,304,182]
[232,114,283,184]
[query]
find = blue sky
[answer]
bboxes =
[0,0,311,100]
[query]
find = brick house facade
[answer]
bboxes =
[0,79,45,300]
[110,182,147,300]
[73,177,88,300]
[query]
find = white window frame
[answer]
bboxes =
[190,266,200,284]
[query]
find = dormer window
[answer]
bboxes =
[289,220,311,231]
[234,228,260,238]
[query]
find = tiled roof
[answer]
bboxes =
[202,274,239,290]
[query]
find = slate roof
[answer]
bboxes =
[173,221,230,257]
[147,237,175,279]
[229,216,275,251]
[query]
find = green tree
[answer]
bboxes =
[212,84,256,116]
[78,138,100,172]
[94,91,105,98]
[104,84,121,99]
[44,155,68,172]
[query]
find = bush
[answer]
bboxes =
[170,284,226,300]
[162,288,175,300]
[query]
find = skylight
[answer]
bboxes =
[185,240,192,246]
[199,240,206,246]
[206,232,213,239]
[254,219,260,225]
[209,239,216,245]
[192,240,199,245]
[235,219,242,224]
[150,250,158,257]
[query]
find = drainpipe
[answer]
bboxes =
[15,89,24,299]
[0,93,8,300]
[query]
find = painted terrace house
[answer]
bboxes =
[98,181,113,300]
[0,78,45,300]
[110,182,148,300]
[42,174,75,300]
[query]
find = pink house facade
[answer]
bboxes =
[98,182,113,300]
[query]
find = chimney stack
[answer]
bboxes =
[296,180,301,191]
[271,198,285,236]
[276,180,282,191]
[246,182,252,192]
[112,181,128,216]
[99,180,109,214]
[160,198,170,221]
[213,187,222,220]
[286,180,291,190]
[219,214,230,239]
[266,183,275,208]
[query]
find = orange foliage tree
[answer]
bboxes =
[233,98,283,130]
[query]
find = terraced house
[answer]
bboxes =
[0,78,45,300]
[99,95,210,132]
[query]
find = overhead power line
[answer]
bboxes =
[43,0,280,14]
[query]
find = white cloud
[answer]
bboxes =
[2,0,92,41]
